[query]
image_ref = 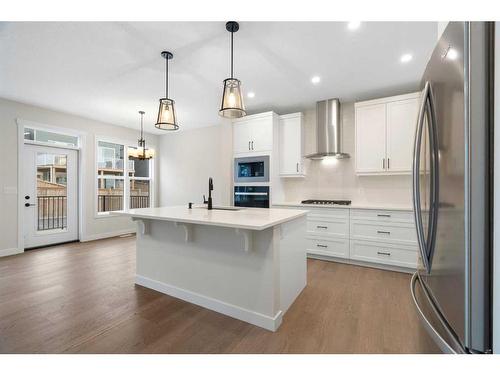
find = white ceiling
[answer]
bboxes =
[0,22,437,134]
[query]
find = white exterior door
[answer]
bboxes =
[23,144,78,248]
[355,103,387,173]
[386,98,420,172]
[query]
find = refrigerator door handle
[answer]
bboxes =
[412,82,431,273]
[426,83,440,271]
[411,272,465,354]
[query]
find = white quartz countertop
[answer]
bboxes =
[115,206,308,231]
[272,201,414,211]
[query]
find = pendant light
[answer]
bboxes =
[130,111,154,160]
[155,51,179,130]
[219,21,246,118]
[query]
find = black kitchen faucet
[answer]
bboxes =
[203,177,214,210]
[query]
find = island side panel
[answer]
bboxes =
[277,215,307,314]
[134,220,281,331]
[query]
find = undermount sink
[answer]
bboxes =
[194,206,243,211]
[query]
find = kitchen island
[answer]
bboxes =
[116,206,308,331]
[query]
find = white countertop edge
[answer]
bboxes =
[114,208,308,231]
[272,201,414,211]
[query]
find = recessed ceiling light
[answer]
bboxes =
[400,53,413,63]
[347,21,361,30]
[311,76,321,84]
[247,92,255,98]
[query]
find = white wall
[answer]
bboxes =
[159,122,233,207]
[0,97,160,256]
[280,103,413,206]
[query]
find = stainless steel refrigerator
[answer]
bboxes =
[410,22,493,354]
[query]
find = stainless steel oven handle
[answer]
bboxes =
[234,192,268,196]
[412,82,431,273]
[410,272,465,354]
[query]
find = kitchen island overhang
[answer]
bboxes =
[116,206,308,331]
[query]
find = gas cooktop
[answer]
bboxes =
[300,199,352,206]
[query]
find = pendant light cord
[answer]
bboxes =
[230,30,234,79]
[165,56,169,99]
[140,112,144,140]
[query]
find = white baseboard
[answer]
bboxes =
[80,229,135,242]
[307,253,415,274]
[136,275,283,332]
[0,247,23,258]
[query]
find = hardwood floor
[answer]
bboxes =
[0,236,439,353]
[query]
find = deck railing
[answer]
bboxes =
[37,196,67,231]
[98,195,150,212]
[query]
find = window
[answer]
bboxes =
[24,127,79,147]
[128,150,152,209]
[96,141,153,214]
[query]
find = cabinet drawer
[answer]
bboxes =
[307,207,350,220]
[350,240,418,268]
[350,220,417,245]
[307,218,348,238]
[350,209,414,224]
[306,236,349,259]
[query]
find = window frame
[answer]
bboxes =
[95,137,155,217]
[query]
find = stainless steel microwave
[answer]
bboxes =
[234,155,270,183]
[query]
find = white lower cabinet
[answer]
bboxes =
[349,240,418,269]
[306,236,349,259]
[274,205,418,271]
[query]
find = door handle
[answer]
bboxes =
[25,203,36,207]
[413,82,430,273]
[25,195,30,200]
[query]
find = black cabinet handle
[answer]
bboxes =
[377,251,391,256]
[377,214,391,217]
[377,230,391,235]
[316,244,328,248]
[316,225,328,229]
[248,141,251,150]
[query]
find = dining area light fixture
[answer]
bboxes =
[155,51,179,130]
[129,111,154,160]
[219,21,246,119]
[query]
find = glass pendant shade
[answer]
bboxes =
[155,98,179,130]
[219,78,246,118]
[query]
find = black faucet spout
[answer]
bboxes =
[207,177,214,210]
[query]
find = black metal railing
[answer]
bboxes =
[130,195,150,209]
[98,194,150,212]
[37,196,67,231]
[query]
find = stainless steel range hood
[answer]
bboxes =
[305,98,350,160]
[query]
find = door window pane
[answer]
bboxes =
[25,127,78,147]
[37,152,67,231]
[97,178,124,212]
[130,180,150,209]
[97,141,124,177]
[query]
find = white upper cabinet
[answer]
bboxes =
[355,103,387,173]
[279,113,305,177]
[233,112,275,154]
[355,92,420,175]
[386,99,420,172]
